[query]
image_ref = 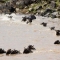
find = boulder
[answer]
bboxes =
[41,8,55,16]
[34,6,42,11]
[50,1,57,8]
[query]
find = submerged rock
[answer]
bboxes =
[50,1,57,8]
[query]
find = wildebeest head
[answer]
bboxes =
[28,45,36,50]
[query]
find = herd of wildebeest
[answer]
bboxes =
[0,13,60,56]
[0,45,36,55]
[21,14,60,44]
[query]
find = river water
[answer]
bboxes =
[0,13,60,60]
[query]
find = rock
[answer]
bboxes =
[28,8,34,12]
[41,8,55,17]
[51,14,57,18]
[41,8,52,16]
[57,15,60,18]
[36,11,41,16]
[19,0,25,6]
[52,12,58,16]
[51,12,58,18]
[57,6,60,11]
[57,8,60,12]
[43,3,47,7]
[50,1,57,8]
[34,6,42,11]
[0,5,3,10]
[44,13,50,17]
[16,8,20,12]
[41,22,47,27]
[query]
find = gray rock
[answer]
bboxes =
[41,8,55,16]
[50,1,57,8]
[57,6,60,11]
[29,8,34,12]
[51,14,57,18]
[34,6,42,11]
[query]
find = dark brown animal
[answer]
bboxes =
[50,27,55,30]
[11,49,20,54]
[0,48,6,54]
[23,45,36,54]
[41,22,47,27]
[54,40,60,44]
[56,30,60,36]
[6,49,12,55]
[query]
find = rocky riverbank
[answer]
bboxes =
[0,0,60,18]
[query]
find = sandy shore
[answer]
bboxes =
[0,13,60,60]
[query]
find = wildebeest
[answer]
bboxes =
[27,14,36,20]
[41,8,53,16]
[11,49,20,54]
[8,15,13,20]
[55,30,60,36]
[54,40,60,44]
[22,16,27,22]
[23,45,36,54]
[6,49,12,55]
[50,27,55,30]
[0,48,6,54]
[28,45,36,50]
[22,14,36,24]
[27,14,36,24]
[41,22,47,27]
[26,18,32,24]
[6,49,20,55]
[23,47,33,54]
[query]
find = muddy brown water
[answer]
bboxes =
[0,13,60,60]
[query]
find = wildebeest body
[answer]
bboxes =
[0,48,6,54]
[54,40,60,44]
